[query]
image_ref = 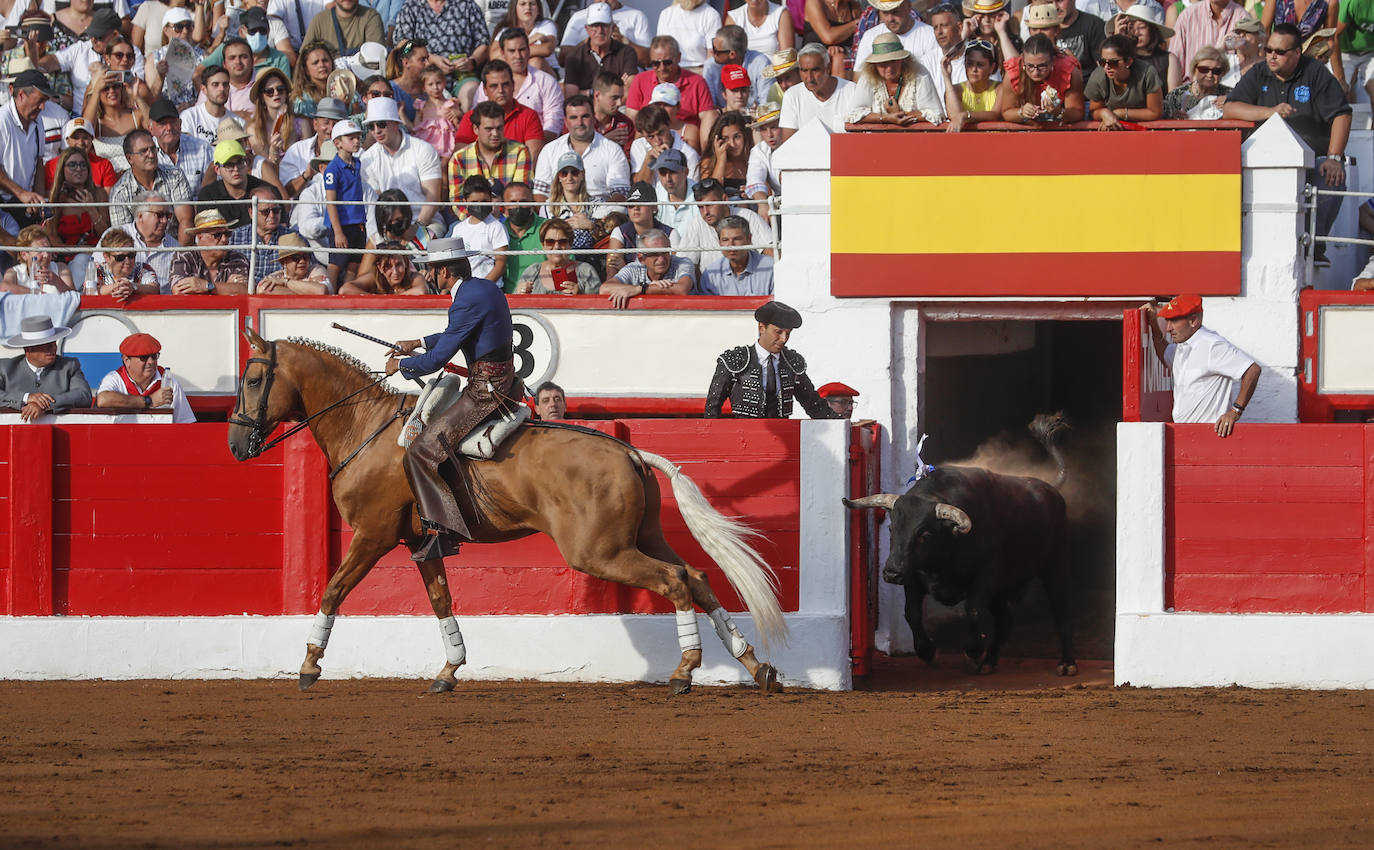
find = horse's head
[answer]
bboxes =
[228,328,300,461]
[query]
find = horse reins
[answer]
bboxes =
[230,340,409,479]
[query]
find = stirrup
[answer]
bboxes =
[411,527,461,562]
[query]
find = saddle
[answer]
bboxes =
[398,372,530,458]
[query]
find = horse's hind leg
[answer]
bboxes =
[299,533,394,691]
[637,523,783,695]
[414,557,466,693]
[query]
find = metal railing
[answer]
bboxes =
[1305,181,1372,286]
[2,193,783,295]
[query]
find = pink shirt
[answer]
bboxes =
[1169,1,1247,80]
[474,67,566,135]
[625,68,717,125]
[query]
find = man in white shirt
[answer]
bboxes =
[0,70,54,222]
[853,0,946,99]
[560,0,652,66]
[119,191,181,290]
[669,178,773,269]
[531,94,631,201]
[1144,294,1261,438]
[358,96,444,229]
[46,9,146,110]
[181,64,232,146]
[94,333,196,423]
[779,43,855,141]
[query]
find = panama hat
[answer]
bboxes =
[5,315,71,349]
[761,47,798,78]
[749,98,782,128]
[215,115,249,143]
[963,0,1008,14]
[325,68,356,103]
[865,31,912,63]
[342,42,387,81]
[187,209,232,235]
[869,0,906,11]
[275,233,312,260]
[1105,3,1174,38]
[414,237,478,266]
[250,66,290,103]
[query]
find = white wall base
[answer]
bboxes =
[0,612,852,690]
[1116,613,1374,689]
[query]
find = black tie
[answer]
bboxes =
[763,354,779,418]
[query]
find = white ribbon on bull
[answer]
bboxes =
[906,433,935,487]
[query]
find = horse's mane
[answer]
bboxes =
[284,336,402,397]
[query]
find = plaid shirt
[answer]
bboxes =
[158,134,215,194]
[230,223,289,282]
[447,140,531,214]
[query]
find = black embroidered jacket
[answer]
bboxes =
[704,345,838,419]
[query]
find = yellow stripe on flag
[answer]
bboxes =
[832,174,1240,255]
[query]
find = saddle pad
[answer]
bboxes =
[458,404,531,459]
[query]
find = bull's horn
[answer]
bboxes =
[935,503,972,534]
[842,494,899,511]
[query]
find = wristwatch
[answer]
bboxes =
[204,280,216,293]
[1329,154,1351,164]
[639,282,649,295]
[143,395,152,409]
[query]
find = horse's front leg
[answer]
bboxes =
[414,557,465,693]
[300,534,395,690]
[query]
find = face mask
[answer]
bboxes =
[246,32,269,53]
[384,216,409,237]
[467,203,491,221]
[507,206,534,227]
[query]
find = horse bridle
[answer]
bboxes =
[230,340,407,478]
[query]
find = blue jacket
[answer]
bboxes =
[400,279,513,379]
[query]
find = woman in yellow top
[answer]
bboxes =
[942,39,1000,132]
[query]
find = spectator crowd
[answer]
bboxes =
[0,0,1361,300]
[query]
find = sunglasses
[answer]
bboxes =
[965,38,995,52]
[64,159,89,168]
[205,231,231,242]
[1098,56,1126,67]
[220,158,247,169]
[127,352,159,361]
[398,38,427,56]
[1195,64,1224,75]
[170,22,193,31]
[108,252,133,262]
[1264,45,1296,55]
[108,49,133,60]
[258,206,281,216]
[261,85,286,96]
[650,58,676,68]
[929,2,961,14]
[246,26,269,35]
[542,238,571,247]
[366,88,391,97]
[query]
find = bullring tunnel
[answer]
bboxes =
[911,318,1120,663]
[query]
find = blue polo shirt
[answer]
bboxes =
[322,155,367,225]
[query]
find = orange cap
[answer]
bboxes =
[119,333,162,356]
[1157,294,1203,319]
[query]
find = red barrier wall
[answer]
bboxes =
[1166,424,1373,613]
[4,421,803,618]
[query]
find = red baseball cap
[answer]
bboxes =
[722,64,750,90]
[1157,294,1203,319]
[119,333,162,357]
[817,382,859,398]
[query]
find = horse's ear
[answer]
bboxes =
[243,326,267,352]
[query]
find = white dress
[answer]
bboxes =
[657,3,724,70]
[731,1,786,55]
[13,262,64,294]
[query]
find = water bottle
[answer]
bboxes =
[82,262,98,296]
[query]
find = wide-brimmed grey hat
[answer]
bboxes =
[415,237,478,266]
[314,97,348,121]
[6,315,71,348]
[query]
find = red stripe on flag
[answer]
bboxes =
[831,131,1242,177]
[831,252,1241,297]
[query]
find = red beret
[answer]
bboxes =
[1157,294,1203,319]
[119,333,162,357]
[817,382,859,398]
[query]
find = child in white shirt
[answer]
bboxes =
[447,175,508,283]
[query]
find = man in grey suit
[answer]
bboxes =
[1,317,92,422]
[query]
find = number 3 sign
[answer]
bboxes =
[511,311,558,389]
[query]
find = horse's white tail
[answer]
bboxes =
[637,451,788,651]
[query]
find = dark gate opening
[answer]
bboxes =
[919,319,1120,661]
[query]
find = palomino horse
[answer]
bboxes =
[227,330,787,695]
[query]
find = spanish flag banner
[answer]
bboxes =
[830,132,1242,298]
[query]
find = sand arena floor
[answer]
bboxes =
[2,658,1372,848]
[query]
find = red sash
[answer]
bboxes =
[117,365,163,397]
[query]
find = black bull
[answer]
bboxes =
[844,417,1078,677]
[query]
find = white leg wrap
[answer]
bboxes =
[676,610,701,653]
[307,611,335,649]
[709,608,749,659]
[439,616,467,666]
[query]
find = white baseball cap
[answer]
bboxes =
[64,116,95,139]
[331,118,362,140]
[162,7,194,26]
[364,95,400,126]
[587,2,613,24]
[650,82,681,106]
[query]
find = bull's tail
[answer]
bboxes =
[636,451,788,652]
[1029,412,1071,490]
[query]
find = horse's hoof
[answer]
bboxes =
[1057,662,1079,677]
[299,673,320,691]
[668,678,692,697]
[754,663,783,694]
[429,678,456,693]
